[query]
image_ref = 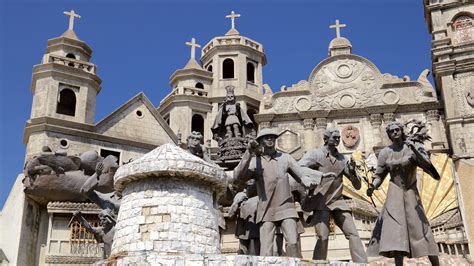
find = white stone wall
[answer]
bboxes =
[103,254,361,266]
[112,178,221,256]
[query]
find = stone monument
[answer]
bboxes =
[212,86,256,167]
[110,143,227,263]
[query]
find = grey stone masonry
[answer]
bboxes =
[112,144,227,257]
[97,254,368,265]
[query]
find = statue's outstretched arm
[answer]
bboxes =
[343,158,362,190]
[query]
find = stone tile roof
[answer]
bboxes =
[346,198,379,217]
[114,143,227,193]
[430,208,458,227]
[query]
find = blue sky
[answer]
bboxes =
[0,0,433,208]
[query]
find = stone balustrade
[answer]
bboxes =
[182,87,208,97]
[49,54,96,74]
[160,87,208,106]
[202,35,264,56]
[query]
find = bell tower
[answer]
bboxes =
[30,10,101,125]
[200,11,266,100]
[424,0,474,257]
[200,11,267,140]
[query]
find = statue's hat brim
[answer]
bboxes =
[256,128,278,141]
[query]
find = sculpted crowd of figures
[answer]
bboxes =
[228,123,441,266]
[23,118,442,265]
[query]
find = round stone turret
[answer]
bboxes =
[112,144,226,258]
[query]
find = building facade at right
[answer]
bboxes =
[424,0,474,257]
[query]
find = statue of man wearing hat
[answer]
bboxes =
[233,128,334,257]
[298,128,368,263]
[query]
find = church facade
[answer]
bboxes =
[0,1,473,265]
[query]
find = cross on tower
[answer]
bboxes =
[329,19,347,38]
[63,10,81,31]
[226,11,241,30]
[185,38,201,59]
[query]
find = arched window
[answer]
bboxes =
[195,82,204,89]
[223,58,234,79]
[66,53,76,59]
[247,63,255,83]
[207,65,213,72]
[66,53,76,67]
[56,89,76,116]
[191,114,204,136]
[452,15,473,45]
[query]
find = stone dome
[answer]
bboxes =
[114,143,226,193]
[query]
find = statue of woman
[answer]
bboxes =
[366,121,440,266]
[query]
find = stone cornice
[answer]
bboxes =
[46,36,93,57]
[31,63,102,94]
[24,118,159,150]
[200,43,267,65]
[272,90,311,99]
[433,57,474,75]
[208,95,261,108]
[169,68,213,86]
[446,115,474,124]
[158,94,212,113]
[255,103,444,122]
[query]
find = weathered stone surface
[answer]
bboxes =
[114,144,227,193]
[112,143,226,257]
[97,254,369,266]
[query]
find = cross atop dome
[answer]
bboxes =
[225,11,241,36]
[330,19,347,38]
[63,10,81,31]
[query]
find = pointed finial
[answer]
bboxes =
[226,11,241,30]
[185,38,201,60]
[329,19,347,38]
[63,10,81,31]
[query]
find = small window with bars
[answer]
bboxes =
[69,215,102,257]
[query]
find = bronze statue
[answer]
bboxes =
[366,121,440,266]
[23,149,118,203]
[183,131,211,162]
[228,179,260,255]
[233,128,329,257]
[70,209,116,258]
[298,128,368,263]
[211,86,255,142]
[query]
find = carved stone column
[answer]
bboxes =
[426,109,442,149]
[369,114,383,151]
[314,118,327,148]
[303,118,316,150]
